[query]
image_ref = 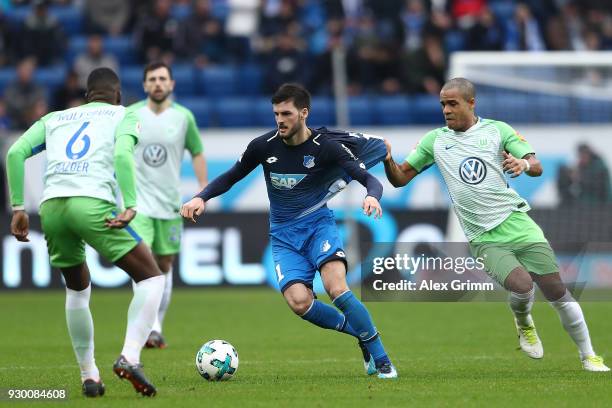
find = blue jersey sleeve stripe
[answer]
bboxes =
[31,143,46,154]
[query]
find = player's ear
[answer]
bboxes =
[301,108,309,120]
[468,97,475,110]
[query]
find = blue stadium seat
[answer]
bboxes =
[171,65,197,97]
[412,94,443,124]
[348,96,375,126]
[171,4,192,20]
[177,97,211,128]
[309,96,336,127]
[5,6,83,35]
[372,96,414,125]
[444,30,466,53]
[254,97,277,128]
[104,36,137,65]
[214,97,257,127]
[50,6,83,35]
[199,66,239,97]
[576,98,612,123]
[120,66,146,100]
[34,65,67,91]
[67,35,135,65]
[489,0,517,21]
[477,94,537,123]
[238,64,263,96]
[534,95,571,123]
[211,0,230,20]
[0,68,14,94]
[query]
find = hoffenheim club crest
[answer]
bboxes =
[303,155,315,169]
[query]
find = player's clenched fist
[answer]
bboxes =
[362,195,382,219]
[181,197,206,223]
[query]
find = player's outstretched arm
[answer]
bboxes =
[383,140,418,187]
[6,118,48,241]
[503,152,542,178]
[182,156,259,223]
[107,132,139,228]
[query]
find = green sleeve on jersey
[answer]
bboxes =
[6,115,50,207]
[405,130,437,172]
[114,110,140,209]
[114,134,138,209]
[495,121,535,158]
[115,110,140,142]
[179,105,204,156]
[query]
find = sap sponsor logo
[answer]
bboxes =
[270,172,306,190]
[266,156,278,164]
[359,163,366,169]
[336,251,346,258]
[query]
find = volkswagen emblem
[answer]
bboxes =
[459,157,487,184]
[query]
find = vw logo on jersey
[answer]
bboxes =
[143,144,167,167]
[303,155,315,169]
[459,157,487,184]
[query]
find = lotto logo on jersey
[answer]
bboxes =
[459,157,487,184]
[270,172,306,190]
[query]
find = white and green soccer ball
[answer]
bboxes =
[195,340,239,381]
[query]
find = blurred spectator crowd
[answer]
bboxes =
[0,0,611,130]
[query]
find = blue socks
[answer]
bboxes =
[301,300,359,337]
[333,291,390,367]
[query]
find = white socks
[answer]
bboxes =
[550,290,595,359]
[121,275,165,364]
[509,287,535,327]
[65,285,99,382]
[152,268,173,333]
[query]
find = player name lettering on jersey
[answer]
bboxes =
[54,160,90,174]
[54,108,119,123]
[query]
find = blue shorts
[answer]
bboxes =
[270,208,347,292]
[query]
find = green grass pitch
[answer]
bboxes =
[1,288,611,407]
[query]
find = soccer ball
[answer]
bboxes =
[195,340,239,381]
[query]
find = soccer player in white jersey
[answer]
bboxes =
[383,78,609,372]
[5,68,165,397]
[128,62,208,348]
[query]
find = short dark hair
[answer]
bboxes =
[271,83,311,111]
[442,78,476,101]
[86,67,120,94]
[143,61,173,81]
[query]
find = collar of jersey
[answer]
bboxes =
[448,116,482,135]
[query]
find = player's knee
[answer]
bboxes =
[326,284,349,301]
[284,286,314,315]
[504,268,533,294]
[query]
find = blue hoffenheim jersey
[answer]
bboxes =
[236,127,381,225]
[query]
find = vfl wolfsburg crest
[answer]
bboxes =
[143,143,167,167]
[303,155,315,169]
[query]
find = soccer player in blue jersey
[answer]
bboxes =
[181,83,397,378]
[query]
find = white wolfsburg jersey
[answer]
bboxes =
[406,118,535,241]
[40,102,135,205]
[130,101,203,219]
